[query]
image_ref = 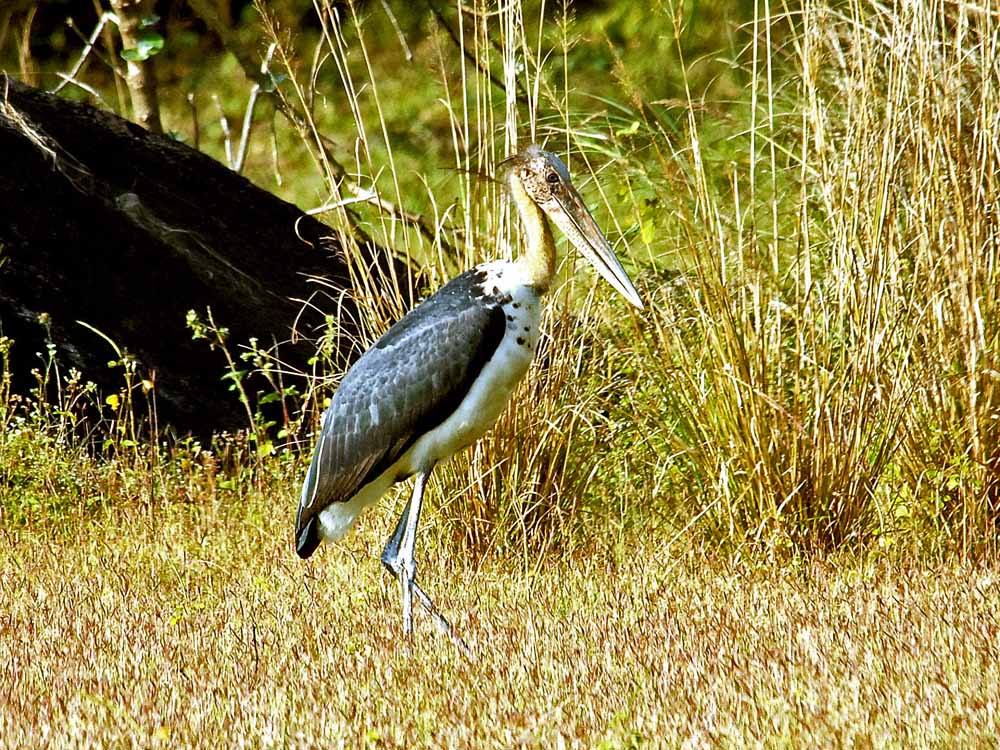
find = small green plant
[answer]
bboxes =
[186,307,261,446]
[77,320,156,455]
[186,307,304,460]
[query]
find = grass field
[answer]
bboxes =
[3,0,1000,746]
[4,495,1000,748]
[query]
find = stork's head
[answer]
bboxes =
[503,145,643,309]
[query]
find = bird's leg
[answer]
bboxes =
[381,496,412,581]
[380,469,474,660]
[383,469,429,641]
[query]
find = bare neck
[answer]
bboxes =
[506,172,556,294]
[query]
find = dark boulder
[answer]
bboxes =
[0,76,404,438]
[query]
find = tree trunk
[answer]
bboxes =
[107,0,162,134]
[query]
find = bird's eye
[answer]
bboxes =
[546,172,560,184]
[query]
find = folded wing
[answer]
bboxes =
[295,269,506,557]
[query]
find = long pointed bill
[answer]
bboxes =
[542,185,644,310]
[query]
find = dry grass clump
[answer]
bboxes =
[617,0,1000,551]
[3,498,999,748]
[271,0,1000,555]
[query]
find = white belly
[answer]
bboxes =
[318,274,541,541]
[406,308,537,465]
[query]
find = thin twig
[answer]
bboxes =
[90,0,127,111]
[186,92,199,150]
[233,42,277,174]
[51,12,117,94]
[17,6,37,87]
[212,93,233,167]
[184,0,454,255]
[51,73,109,106]
[424,0,530,104]
[379,0,413,61]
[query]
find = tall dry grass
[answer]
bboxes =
[258,0,653,559]
[4,0,997,558]
[252,0,1000,556]
[605,0,1000,552]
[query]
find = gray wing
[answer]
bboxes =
[295,269,506,557]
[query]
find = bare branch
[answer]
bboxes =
[185,0,454,255]
[233,42,277,175]
[51,12,116,95]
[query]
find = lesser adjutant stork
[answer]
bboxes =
[295,145,643,654]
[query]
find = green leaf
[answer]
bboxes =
[640,218,655,245]
[614,120,640,137]
[120,31,164,62]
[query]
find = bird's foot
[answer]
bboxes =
[380,549,474,661]
[409,581,476,662]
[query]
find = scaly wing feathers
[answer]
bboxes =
[295,269,506,556]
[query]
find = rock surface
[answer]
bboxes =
[0,76,403,437]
